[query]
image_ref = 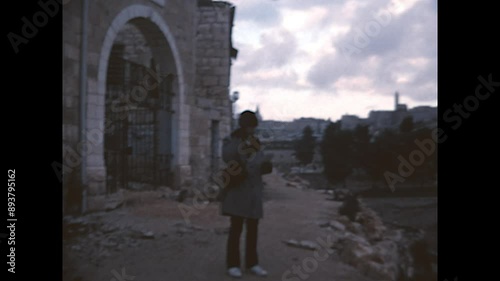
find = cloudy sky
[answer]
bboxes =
[228,0,437,121]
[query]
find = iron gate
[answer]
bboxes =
[105,55,174,193]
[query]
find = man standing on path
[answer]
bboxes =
[219,110,273,278]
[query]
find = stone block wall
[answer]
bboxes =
[190,1,233,188]
[62,0,235,212]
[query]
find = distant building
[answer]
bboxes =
[257,113,329,142]
[257,92,436,144]
[409,106,438,124]
[366,92,436,134]
[340,115,369,130]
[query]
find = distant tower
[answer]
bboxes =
[255,105,263,122]
[395,91,399,110]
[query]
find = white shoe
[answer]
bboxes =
[249,265,268,277]
[227,267,243,278]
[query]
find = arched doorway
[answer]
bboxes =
[105,20,176,192]
[92,5,188,194]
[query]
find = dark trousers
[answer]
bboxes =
[226,216,259,269]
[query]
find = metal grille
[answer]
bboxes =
[105,48,174,192]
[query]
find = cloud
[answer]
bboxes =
[230,0,437,120]
[306,0,436,99]
[233,0,282,26]
[233,68,302,90]
[235,28,298,71]
[277,0,344,10]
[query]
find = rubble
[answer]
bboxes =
[333,202,436,281]
[283,174,311,190]
[329,220,346,232]
[105,189,124,211]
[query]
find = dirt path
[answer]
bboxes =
[63,171,375,281]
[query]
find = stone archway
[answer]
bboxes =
[85,4,190,204]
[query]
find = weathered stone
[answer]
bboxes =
[299,240,319,250]
[283,239,299,247]
[358,261,398,281]
[356,208,387,241]
[101,224,118,234]
[64,1,233,213]
[329,220,346,232]
[202,76,218,86]
[317,220,330,228]
[283,239,319,251]
[142,231,155,239]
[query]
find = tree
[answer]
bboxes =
[294,126,316,167]
[352,124,370,172]
[320,122,353,188]
[364,129,400,185]
[399,116,414,133]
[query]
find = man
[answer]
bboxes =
[220,110,272,278]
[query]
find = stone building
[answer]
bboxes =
[340,115,369,131]
[341,92,437,134]
[63,0,237,213]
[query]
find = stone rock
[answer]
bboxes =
[356,208,386,241]
[337,215,351,225]
[189,225,204,231]
[159,186,173,194]
[172,189,188,202]
[345,222,364,235]
[101,224,118,234]
[283,239,299,247]
[358,261,398,281]
[105,190,124,211]
[301,180,310,189]
[173,221,186,227]
[317,221,330,228]
[372,240,399,265]
[98,249,111,258]
[299,240,319,250]
[384,229,404,242]
[340,233,373,265]
[329,220,346,232]
[283,239,318,251]
[142,231,155,239]
[177,227,193,235]
[100,237,118,248]
[71,245,82,251]
[334,188,352,201]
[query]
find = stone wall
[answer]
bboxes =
[190,1,233,188]
[63,0,236,213]
[63,0,200,213]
